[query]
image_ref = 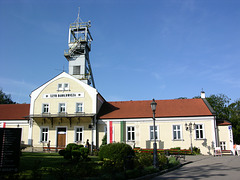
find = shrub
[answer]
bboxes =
[62,143,89,161]
[170,147,181,150]
[58,149,66,156]
[66,143,79,151]
[168,156,180,167]
[99,143,135,169]
[192,146,201,154]
[158,154,168,169]
[64,151,72,160]
[72,150,82,161]
[101,134,107,147]
[135,151,153,168]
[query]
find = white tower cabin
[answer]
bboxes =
[64,12,95,88]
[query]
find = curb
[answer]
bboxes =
[132,161,193,180]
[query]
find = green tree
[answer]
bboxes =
[0,89,16,104]
[228,100,240,144]
[206,94,230,120]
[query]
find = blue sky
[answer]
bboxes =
[0,0,240,104]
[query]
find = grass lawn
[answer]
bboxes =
[20,152,69,171]
[2,152,78,179]
[1,152,180,179]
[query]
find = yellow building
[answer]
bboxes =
[98,96,218,155]
[0,14,235,155]
[28,72,104,151]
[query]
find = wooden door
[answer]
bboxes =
[57,134,66,148]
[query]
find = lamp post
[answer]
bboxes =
[151,99,158,168]
[185,122,195,153]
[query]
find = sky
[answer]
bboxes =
[0,0,240,104]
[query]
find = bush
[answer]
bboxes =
[192,146,201,154]
[135,152,153,168]
[62,143,89,161]
[99,143,135,170]
[101,134,107,147]
[170,147,181,150]
[66,143,79,151]
[58,149,66,156]
[158,154,168,169]
[168,156,180,167]
[64,151,72,160]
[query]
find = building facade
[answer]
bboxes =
[0,14,235,155]
[28,72,104,151]
[97,97,219,155]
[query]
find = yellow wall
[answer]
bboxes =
[100,118,216,155]
[33,77,93,115]
[30,73,98,149]
[32,118,93,148]
[218,126,231,150]
[3,123,29,145]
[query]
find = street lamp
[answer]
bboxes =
[151,99,158,168]
[185,122,196,153]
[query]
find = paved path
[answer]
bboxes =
[152,155,240,180]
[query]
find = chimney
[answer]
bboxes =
[201,90,206,98]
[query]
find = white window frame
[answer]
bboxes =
[58,83,63,91]
[127,126,135,141]
[40,126,49,142]
[172,125,182,140]
[76,102,84,113]
[195,124,205,139]
[59,103,66,113]
[58,83,69,91]
[64,83,69,90]
[73,66,81,75]
[42,103,49,113]
[220,141,226,150]
[150,125,159,140]
[74,126,84,143]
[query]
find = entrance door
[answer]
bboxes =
[57,127,66,148]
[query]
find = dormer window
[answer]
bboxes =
[58,83,69,91]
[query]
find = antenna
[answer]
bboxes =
[75,7,83,23]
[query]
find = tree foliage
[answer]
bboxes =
[228,100,240,144]
[179,94,240,144]
[0,89,16,104]
[203,94,239,144]
[206,94,230,120]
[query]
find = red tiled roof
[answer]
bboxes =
[217,120,232,126]
[0,104,30,120]
[98,99,213,119]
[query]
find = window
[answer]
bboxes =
[220,141,226,150]
[150,126,158,140]
[73,66,80,75]
[76,103,83,113]
[75,127,83,142]
[42,104,49,113]
[41,127,49,142]
[59,103,66,113]
[127,126,135,141]
[58,84,63,90]
[173,125,182,140]
[195,124,204,139]
[58,83,69,91]
[64,83,69,90]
